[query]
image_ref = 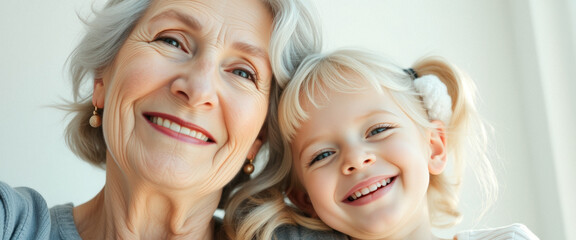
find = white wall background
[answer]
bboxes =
[1,0,574,239]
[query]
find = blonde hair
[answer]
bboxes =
[230,48,498,238]
[221,0,324,238]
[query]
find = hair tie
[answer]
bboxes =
[406,69,452,124]
[403,68,419,80]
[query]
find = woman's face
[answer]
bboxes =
[94,0,273,190]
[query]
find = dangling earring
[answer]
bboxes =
[89,105,102,128]
[243,158,254,175]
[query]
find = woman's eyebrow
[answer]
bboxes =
[150,9,203,31]
[150,9,269,67]
[233,42,269,64]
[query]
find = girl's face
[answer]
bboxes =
[289,77,446,239]
[94,0,273,191]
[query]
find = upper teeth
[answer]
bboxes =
[348,178,392,201]
[151,116,209,142]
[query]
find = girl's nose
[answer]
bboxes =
[341,150,376,175]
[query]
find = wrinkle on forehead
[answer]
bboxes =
[144,0,272,49]
[147,0,272,28]
[140,0,273,85]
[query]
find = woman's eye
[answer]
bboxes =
[154,36,188,53]
[232,69,256,81]
[157,37,180,48]
[310,151,335,166]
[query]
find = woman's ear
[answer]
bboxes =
[428,120,447,175]
[247,138,263,160]
[247,127,266,159]
[93,78,105,108]
[287,188,318,218]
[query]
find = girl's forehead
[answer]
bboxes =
[301,75,380,107]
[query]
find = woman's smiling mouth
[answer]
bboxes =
[144,112,215,144]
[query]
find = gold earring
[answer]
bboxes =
[243,158,254,175]
[89,105,102,128]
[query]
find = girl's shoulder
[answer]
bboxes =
[274,224,348,240]
[455,223,539,240]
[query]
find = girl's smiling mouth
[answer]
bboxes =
[343,176,396,205]
[144,112,216,144]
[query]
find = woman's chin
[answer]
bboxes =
[143,160,208,186]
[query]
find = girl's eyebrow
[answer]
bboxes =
[297,137,323,161]
[356,109,398,121]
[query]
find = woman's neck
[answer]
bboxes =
[73,163,220,240]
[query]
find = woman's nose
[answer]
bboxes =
[170,58,219,109]
[341,150,376,175]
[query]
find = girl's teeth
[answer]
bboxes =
[369,184,378,191]
[381,179,389,187]
[348,178,394,201]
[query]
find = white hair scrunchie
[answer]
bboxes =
[412,74,453,124]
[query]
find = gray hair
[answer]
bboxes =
[64,0,322,169]
[65,0,151,168]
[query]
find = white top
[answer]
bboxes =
[455,223,539,240]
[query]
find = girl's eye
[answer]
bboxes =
[310,151,335,166]
[232,68,256,81]
[367,124,395,138]
[369,127,387,136]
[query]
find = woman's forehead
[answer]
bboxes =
[143,0,273,26]
[133,0,274,83]
[143,1,272,52]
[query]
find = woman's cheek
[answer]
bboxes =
[227,92,267,142]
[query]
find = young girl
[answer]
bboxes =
[252,48,536,240]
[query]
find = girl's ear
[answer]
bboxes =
[93,78,105,108]
[287,188,318,218]
[428,120,447,175]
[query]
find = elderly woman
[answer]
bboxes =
[0,0,321,239]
